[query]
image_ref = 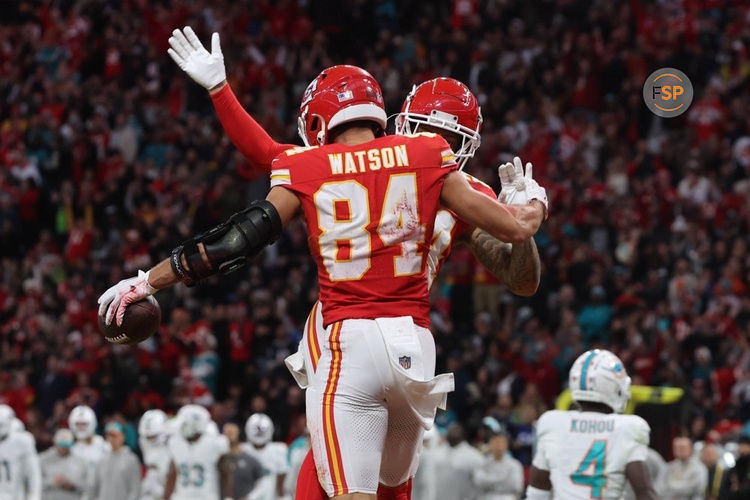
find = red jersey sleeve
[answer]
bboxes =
[424,133,460,170]
[269,146,320,190]
[451,172,498,238]
[211,85,296,172]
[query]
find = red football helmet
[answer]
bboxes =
[395,77,482,169]
[297,65,387,146]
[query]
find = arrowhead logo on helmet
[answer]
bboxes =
[395,77,482,170]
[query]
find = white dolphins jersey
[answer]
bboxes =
[0,432,41,500]
[168,433,229,500]
[139,440,171,500]
[71,435,111,467]
[532,410,650,500]
[241,442,288,500]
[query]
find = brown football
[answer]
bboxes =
[98,295,161,345]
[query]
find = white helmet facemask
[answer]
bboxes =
[177,405,211,440]
[394,85,482,170]
[0,405,14,440]
[69,405,97,441]
[245,413,274,446]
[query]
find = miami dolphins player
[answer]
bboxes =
[526,349,657,500]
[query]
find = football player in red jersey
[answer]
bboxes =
[99,65,546,499]
[165,27,545,499]
[165,27,541,297]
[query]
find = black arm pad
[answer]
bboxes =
[171,200,282,284]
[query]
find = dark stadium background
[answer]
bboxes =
[1,0,749,486]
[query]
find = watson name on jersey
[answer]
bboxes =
[270,132,457,328]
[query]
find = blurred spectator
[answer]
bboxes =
[577,285,612,344]
[701,443,726,500]
[473,418,523,500]
[719,435,750,500]
[433,423,484,500]
[659,437,708,500]
[91,422,140,500]
[222,422,264,500]
[40,428,87,500]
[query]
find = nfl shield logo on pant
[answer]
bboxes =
[399,356,411,370]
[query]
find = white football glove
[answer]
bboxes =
[167,26,226,91]
[498,156,548,215]
[525,177,549,216]
[498,156,530,205]
[97,270,157,327]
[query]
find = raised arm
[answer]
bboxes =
[466,228,540,296]
[440,171,545,244]
[210,84,294,171]
[453,166,542,295]
[168,26,294,172]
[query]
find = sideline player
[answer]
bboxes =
[242,413,289,500]
[139,409,171,500]
[0,404,41,500]
[166,28,543,497]
[69,405,110,499]
[163,405,232,500]
[99,65,546,499]
[526,349,657,500]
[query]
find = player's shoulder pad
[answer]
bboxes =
[462,172,497,198]
[270,145,319,169]
[216,433,231,448]
[536,409,565,434]
[402,131,439,139]
[19,431,36,449]
[271,441,289,453]
[620,414,650,445]
[8,432,31,449]
[283,145,319,157]
[401,132,457,169]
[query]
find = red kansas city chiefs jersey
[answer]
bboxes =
[270,133,458,327]
[426,173,497,288]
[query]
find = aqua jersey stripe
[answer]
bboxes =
[580,351,598,390]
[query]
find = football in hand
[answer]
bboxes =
[98,296,161,345]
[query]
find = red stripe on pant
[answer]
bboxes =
[322,321,348,495]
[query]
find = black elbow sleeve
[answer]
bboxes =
[170,200,282,285]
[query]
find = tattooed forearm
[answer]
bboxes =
[468,228,541,296]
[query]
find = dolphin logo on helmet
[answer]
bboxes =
[569,349,632,413]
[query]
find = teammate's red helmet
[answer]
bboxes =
[297,65,387,146]
[395,77,482,169]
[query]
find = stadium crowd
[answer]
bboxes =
[1,0,750,497]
